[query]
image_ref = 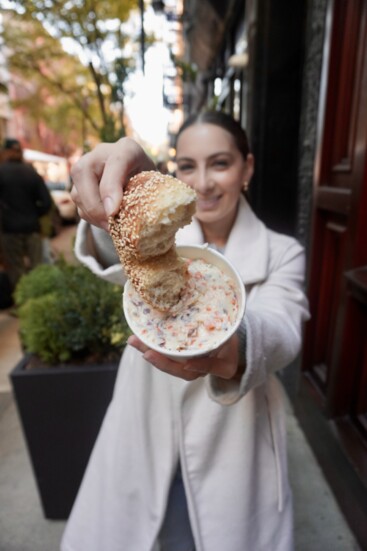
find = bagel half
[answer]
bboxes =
[109,170,197,312]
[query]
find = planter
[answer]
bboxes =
[10,355,119,520]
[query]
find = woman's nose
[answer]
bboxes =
[194,168,213,193]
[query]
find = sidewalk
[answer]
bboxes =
[0,227,361,550]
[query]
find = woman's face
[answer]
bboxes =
[176,123,253,229]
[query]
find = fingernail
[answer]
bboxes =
[103,196,114,216]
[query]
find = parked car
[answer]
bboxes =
[46,182,78,223]
[23,149,78,223]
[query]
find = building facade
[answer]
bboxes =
[0,29,11,147]
[177,0,367,547]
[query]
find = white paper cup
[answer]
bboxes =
[123,244,246,362]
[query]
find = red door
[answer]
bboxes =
[302,0,367,529]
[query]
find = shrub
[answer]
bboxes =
[14,261,131,365]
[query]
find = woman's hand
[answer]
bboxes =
[128,333,243,382]
[70,138,155,231]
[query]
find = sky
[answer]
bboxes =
[122,5,177,153]
[124,42,171,149]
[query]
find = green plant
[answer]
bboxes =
[14,261,131,365]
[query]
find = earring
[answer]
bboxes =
[242,181,249,192]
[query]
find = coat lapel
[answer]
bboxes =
[176,196,269,284]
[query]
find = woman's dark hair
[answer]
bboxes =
[176,111,251,160]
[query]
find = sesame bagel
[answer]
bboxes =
[109,170,196,312]
[122,248,189,312]
[110,171,196,261]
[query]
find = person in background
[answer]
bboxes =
[61,111,310,551]
[0,138,52,291]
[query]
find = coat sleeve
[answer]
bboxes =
[74,220,126,286]
[206,235,310,405]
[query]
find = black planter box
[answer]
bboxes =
[10,356,119,520]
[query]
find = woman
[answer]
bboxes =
[61,112,309,551]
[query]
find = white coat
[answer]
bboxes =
[61,197,310,551]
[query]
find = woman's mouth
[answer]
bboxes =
[197,196,221,211]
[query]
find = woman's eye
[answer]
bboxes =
[213,160,229,168]
[177,164,194,172]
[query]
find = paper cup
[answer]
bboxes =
[123,244,246,362]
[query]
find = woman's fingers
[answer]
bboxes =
[70,138,155,229]
[143,350,204,381]
[71,148,108,229]
[128,335,202,381]
[183,356,236,379]
[127,335,150,355]
[98,138,155,217]
[127,334,240,381]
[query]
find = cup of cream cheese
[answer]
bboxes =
[123,244,246,361]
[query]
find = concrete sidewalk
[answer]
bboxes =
[0,304,361,550]
[0,391,65,551]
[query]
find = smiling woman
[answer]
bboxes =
[60,111,309,551]
[175,111,254,246]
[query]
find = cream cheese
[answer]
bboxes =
[125,258,239,353]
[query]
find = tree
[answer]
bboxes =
[1,0,139,143]
[2,18,97,153]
